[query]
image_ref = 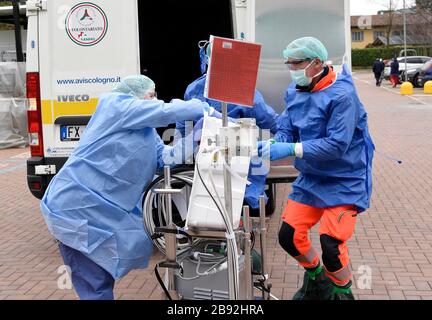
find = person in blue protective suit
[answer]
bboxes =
[176,41,279,210]
[259,37,374,300]
[40,75,211,300]
[176,80,278,139]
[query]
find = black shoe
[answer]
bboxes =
[293,266,333,300]
[331,281,355,300]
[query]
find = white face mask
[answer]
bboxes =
[290,60,324,87]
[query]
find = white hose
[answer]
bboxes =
[143,148,246,299]
[142,171,199,255]
[206,148,241,299]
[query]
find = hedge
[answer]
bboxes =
[352,46,432,67]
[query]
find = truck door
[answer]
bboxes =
[27,0,140,198]
[39,0,140,158]
[137,0,235,103]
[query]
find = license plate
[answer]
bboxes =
[60,125,85,142]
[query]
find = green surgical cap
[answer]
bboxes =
[113,75,155,99]
[282,37,328,62]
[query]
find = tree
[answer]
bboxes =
[416,0,432,12]
[410,0,432,41]
[374,0,400,46]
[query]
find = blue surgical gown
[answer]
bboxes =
[176,75,279,137]
[274,65,374,212]
[40,92,207,279]
[176,75,279,209]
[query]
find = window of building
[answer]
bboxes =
[352,31,364,42]
[374,31,385,39]
[392,30,402,36]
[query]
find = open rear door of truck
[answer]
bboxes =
[38,0,140,159]
[27,0,140,198]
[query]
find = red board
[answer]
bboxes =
[204,36,262,107]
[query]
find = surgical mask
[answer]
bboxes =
[290,60,324,87]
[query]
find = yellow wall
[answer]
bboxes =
[351,27,387,49]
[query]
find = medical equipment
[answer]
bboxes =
[143,111,273,300]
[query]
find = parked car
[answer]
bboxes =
[420,60,432,87]
[383,56,431,86]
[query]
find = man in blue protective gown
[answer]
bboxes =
[40,75,211,300]
[259,37,375,300]
[176,41,279,210]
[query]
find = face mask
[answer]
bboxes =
[290,60,323,87]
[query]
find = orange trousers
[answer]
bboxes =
[390,75,399,88]
[279,200,358,286]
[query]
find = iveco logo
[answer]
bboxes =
[58,95,90,102]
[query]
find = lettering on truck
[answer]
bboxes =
[57,94,91,102]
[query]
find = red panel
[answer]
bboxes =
[206,36,261,107]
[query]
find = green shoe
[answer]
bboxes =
[293,266,333,300]
[331,281,355,300]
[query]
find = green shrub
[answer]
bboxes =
[352,46,432,67]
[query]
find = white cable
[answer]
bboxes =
[142,157,241,298]
[142,172,199,255]
[221,156,251,186]
[205,149,239,296]
[254,286,280,300]
[206,148,241,299]
[225,233,235,240]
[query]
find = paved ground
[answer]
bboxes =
[1,71,432,300]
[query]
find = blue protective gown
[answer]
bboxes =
[176,75,279,209]
[274,65,374,212]
[40,93,207,279]
[176,74,279,136]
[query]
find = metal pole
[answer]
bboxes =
[259,196,269,300]
[11,0,24,62]
[403,0,408,82]
[221,101,237,300]
[221,102,233,219]
[243,206,253,300]
[163,166,178,299]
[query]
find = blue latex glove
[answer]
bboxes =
[202,103,211,114]
[209,108,222,119]
[208,109,237,123]
[258,140,296,161]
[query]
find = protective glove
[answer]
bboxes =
[194,118,204,142]
[209,108,222,118]
[258,140,296,161]
[202,103,211,114]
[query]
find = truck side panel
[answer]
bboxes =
[38,0,140,158]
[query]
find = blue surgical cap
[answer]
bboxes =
[283,37,328,62]
[113,75,156,99]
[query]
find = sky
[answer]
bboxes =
[350,0,414,16]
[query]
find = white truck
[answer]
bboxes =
[25,0,350,199]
